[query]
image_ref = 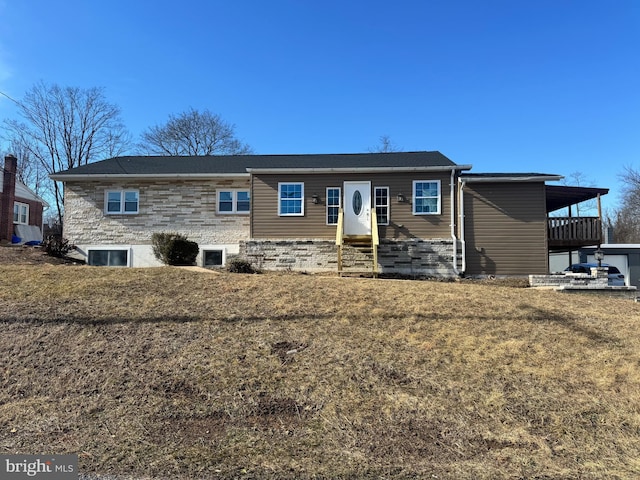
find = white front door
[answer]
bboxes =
[343,181,371,235]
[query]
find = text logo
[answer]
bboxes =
[1,455,77,479]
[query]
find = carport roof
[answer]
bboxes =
[545,185,609,213]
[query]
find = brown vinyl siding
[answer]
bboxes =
[464,182,548,275]
[251,172,453,240]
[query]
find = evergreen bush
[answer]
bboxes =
[42,236,75,258]
[151,232,199,266]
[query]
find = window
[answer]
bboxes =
[13,202,29,225]
[278,182,304,216]
[326,187,341,225]
[203,250,224,267]
[374,187,389,225]
[413,180,441,215]
[88,249,129,267]
[217,190,250,214]
[105,190,139,214]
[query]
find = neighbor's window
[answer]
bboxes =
[13,202,29,225]
[278,182,304,216]
[413,180,441,215]
[217,190,250,214]
[105,190,139,214]
[326,187,341,225]
[374,187,389,225]
[88,249,129,267]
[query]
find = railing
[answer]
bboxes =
[336,208,344,273]
[548,217,602,246]
[336,208,344,246]
[371,206,379,276]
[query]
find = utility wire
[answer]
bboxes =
[0,89,22,106]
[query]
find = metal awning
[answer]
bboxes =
[546,185,609,213]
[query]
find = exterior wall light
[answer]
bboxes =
[311,194,320,204]
[397,193,406,203]
[594,247,604,267]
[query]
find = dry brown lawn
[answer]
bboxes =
[1,262,640,479]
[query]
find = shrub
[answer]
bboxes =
[227,258,258,274]
[42,236,75,258]
[151,232,199,266]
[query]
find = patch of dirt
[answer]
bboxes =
[0,243,80,265]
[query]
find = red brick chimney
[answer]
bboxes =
[1,155,18,242]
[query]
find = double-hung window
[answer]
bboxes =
[105,190,139,214]
[278,182,304,216]
[374,187,389,225]
[326,187,341,225]
[217,190,250,214]
[413,180,441,215]
[13,202,29,225]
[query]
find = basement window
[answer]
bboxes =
[88,249,129,267]
[203,249,224,267]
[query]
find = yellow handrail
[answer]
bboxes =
[371,206,379,276]
[336,208,344,246]
[371,206,379,247]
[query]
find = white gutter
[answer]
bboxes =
[458,178,467,274]
[49,173,250,181]
[450,168,460,276]
[51,165,476,180]
[460,175,563,183]
[247,165,474,174]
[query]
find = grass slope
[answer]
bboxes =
[1,265,640,479]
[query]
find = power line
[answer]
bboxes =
[0,90,21,106]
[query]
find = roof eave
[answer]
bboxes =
[246,165,473,174]
[460,175,563,183]
[49,173,250,181]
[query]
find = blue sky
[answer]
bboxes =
[0,0,638,211]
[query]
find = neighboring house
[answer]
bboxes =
[1,155,48,244]
[50,152,608,276]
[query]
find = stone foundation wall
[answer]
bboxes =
[529,268,609,288]
[378,239,456,276]
[239,238,457,276]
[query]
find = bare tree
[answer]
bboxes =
[560,171,597,216]
[607,165,640,243]
[3,82,131,225]
[368,135,402,153]
[2,136,48,197]
[139,108,253,156]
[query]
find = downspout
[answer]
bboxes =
[450,169,460,275]
[458,178,467,274]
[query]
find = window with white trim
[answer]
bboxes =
[374,187,389,225]
[217,189,250,214]
[413,180,441,215]
[13,202,29,225]
[326,187,341,225]
[88,249,129,266]
[105,190,139,214]
[203,249,224,267]
[278,182,304,216]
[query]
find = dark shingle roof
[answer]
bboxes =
[51,151,460,178]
